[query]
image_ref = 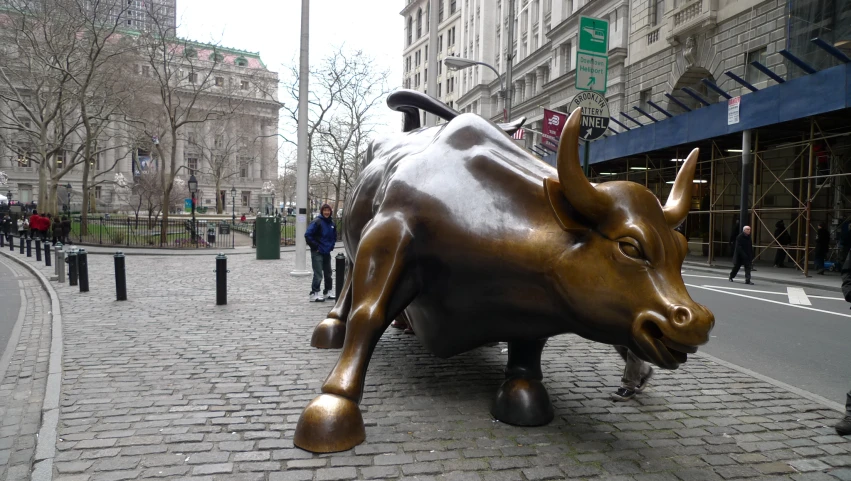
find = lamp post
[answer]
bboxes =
[444,57,507,121]
[231,186,236,225]
[188,175,198,245]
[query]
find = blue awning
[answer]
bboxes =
[582,62,851,165]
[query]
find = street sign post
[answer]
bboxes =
[569,91,611,177]
[576,16,609,94]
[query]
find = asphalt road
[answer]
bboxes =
[682,268,850,405]
[0,257,22,360]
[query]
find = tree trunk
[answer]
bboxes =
[47,182,58,217]
[216,178,222,214]
[38,164,48,211]
[81,157,90,235]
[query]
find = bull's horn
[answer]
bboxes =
[556,107,610,221]
[663,148,700,227]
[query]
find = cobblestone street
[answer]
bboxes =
[1,248,849,481]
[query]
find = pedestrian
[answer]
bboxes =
[16,217,23,237]
[22,217,30,238]
[773,220,791,268]
[61,216,71,244]
[304,203,337,302]
[836,250,851,436]
[52,214,62,244]
[730,225,754,285]
[611,346,654,401]
[815,222,830,275]
[29,210,41,239]
[240,214,246,223]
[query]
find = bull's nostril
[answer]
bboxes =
[672,306,691,326]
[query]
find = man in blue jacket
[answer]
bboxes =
[305,204,337,302]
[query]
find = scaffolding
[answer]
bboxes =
[588,113,851,277]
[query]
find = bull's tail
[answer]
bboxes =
[387,89,525,135]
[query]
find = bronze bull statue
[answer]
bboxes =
[293,92,715,453]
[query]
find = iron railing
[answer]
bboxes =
[70,216,236,249]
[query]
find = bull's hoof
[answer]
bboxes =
[310,318,346,349]
[293,394,365,453]
[490,377,554,426]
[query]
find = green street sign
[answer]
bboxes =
[578,16,608,55]
[575,52,608,93]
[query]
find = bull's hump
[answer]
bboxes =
[439,113,509,151]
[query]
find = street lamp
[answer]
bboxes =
[65,183,72,213]
[188,174,198,244]
[444,57,507,121]
[231,186,237,224]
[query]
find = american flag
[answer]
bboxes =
[512,128,525,140]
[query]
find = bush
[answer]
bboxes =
[109,230,125,244]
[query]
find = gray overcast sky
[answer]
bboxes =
[177,0,405,160]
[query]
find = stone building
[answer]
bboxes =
[0,3,279,215]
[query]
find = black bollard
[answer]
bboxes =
[215,253,227,305]
[26,238,31,257]
[78,249,89,293]
[9,235,13,251]
[0,233,4,248]
[114,251,126,301]
[44,242,51,267]
[335,253,346,300]
[19,236,24,254]
[35,239,41,261]
[67,248,78,286]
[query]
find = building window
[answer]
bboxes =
[439,0,444,21]
[235,57,247,67]
[94,186,102,199]
[188,72,198,84]
[15,142,31,167]
[241,191,250,207]
[215,76,225,87]
[240,80,249,90]
[438,82,442,97]
[650,0,664,26]
[745,47,768,85]
[450,0,456,14]
[187,156,198,175]
[141,65,150,77]
[639,89,652,110]
[417,8,423,38]
[407,16,413,45]
[215,135,224,149]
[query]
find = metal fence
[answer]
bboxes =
[70,216,236,249]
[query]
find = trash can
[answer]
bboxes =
[207,227,216,245]
[255,215,281,260]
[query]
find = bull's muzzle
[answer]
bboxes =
[633,303,715,369]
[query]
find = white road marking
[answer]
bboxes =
[707,285,787,296]
[786,287,812,306]
[682,273,730,280]
[685,283,851,318]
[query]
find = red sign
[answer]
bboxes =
[542,109,568,149]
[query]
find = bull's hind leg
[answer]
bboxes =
[294,218,413,453]
[311,259,354,349]
[490,338,554,426]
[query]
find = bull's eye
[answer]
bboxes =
[619,241,644,260]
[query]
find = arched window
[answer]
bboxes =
[184,46,197,58]
[209,52,224,63]
[407,16,412,45]
[417,8,422,38]
[234,56,248,67]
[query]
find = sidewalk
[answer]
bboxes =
[8,239,344,257]
[684,256,844,293]
[0,247,849,480]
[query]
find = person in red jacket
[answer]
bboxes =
[29,211,42,239]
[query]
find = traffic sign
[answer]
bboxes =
[575,52,608,93]
[578,16,608,55]
[568,92,610,142]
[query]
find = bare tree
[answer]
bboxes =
[0,0,135,218]
[130,6,262,245]
[311,50,389,211]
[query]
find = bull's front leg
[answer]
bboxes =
[294,218,413,453]
[490,338,554,426]
[310,258,353,349]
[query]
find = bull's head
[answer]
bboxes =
[544,108,714,369]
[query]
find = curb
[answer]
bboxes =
[0,250,63,480]
[683,262,842,293]
[696,351,844,413]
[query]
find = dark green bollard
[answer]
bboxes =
[114,252,126,301]
[78,249,89,293]
[215,253,228,305]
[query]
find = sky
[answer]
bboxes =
[177,0,405,168]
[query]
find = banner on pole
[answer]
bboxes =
[542,109,568,149]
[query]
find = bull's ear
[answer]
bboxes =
[544,177,580,231]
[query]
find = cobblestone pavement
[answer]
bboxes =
[4,249,851,481]
[0,256,51,480]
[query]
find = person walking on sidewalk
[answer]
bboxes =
[730,225,754,285]
[611,346,654,402]
[305,204,337,302]
[815,222,830,274]
[773,220,791,268]
[836,249,851,436]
